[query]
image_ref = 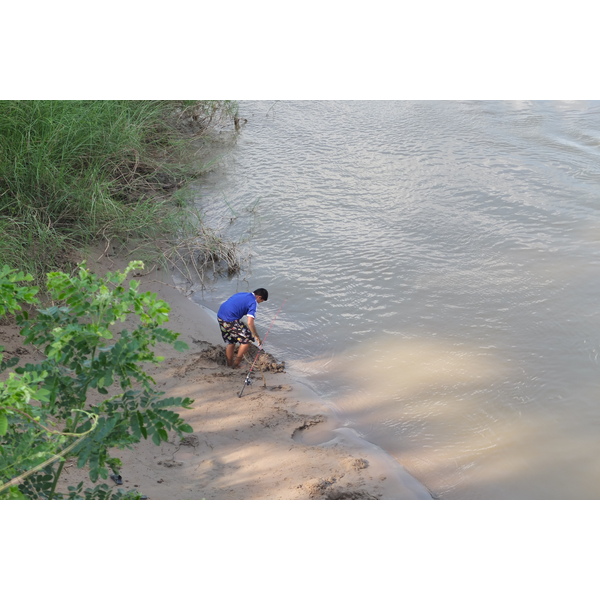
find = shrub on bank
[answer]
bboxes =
[0,261,193,500]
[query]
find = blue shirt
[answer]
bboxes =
[217,292,257,322]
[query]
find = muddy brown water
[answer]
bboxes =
[180,100,600,499]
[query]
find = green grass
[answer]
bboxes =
[0,100,238,282]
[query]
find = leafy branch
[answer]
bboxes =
[0,261,194,499]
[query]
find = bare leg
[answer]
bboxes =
[225,344,235,367]
[233,343,251,369]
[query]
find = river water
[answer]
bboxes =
[186,100,600,500]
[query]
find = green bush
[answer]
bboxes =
[0,261,193,500]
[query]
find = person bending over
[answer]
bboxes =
[217,288,269,368]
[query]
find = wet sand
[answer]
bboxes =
[49,247,433,500]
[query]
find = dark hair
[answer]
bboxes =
[254,288,269,301]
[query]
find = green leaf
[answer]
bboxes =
[0,356,19,373]
[129,412,141,438]
[0,412,8,436]
[137,412,147,439]
[76,440,93,468]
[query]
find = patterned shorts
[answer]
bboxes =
[218,318,254,345]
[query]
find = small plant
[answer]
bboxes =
[0,261,193,499]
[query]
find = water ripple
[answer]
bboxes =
[192,100,600,499]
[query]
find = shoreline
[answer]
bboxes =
[72,247,433,500]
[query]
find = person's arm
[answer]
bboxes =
[246,315,261,346]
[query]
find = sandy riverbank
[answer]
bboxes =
[4,246,432,500]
